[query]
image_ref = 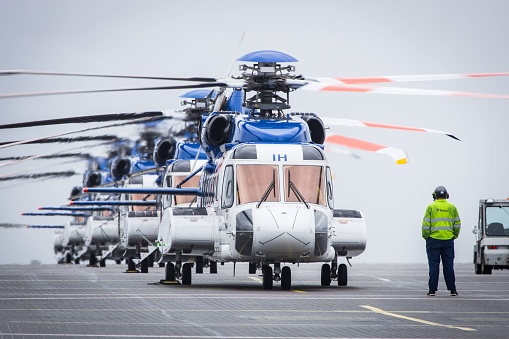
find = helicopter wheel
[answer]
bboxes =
[148,253,154,267]
[182,263,192,285]
[321,264,331,286]
[262,265,273,290]
[338,264,348,286]
[281,266,291,290]
[100,259,106,267]
[164,262,176,281]
[248,262,257,274]
[209,260,217,274]
[140,258,149,273]
[195,256,204,273]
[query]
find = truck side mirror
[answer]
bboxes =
[472,225,478,234]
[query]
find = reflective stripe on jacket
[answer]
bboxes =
[422,199,461,240]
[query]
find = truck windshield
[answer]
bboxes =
[485,206,509,236]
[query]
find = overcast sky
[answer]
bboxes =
[1,1,508,266]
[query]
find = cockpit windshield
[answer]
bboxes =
[485,206,509,236]
[284,165,325,206]
[237,164,280,205]
[174,175,201,205]
[129,193,156,212]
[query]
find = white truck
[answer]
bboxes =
[473,199,509,274]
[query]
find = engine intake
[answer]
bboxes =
[110,157,131,180]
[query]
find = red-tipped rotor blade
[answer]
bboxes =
[300,83,509,99]
[312,72,509,85]
[321,117,460,140]
[325,133,408,165]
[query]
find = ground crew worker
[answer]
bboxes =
[422,185,461,296]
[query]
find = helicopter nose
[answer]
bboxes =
[252,206,315,259]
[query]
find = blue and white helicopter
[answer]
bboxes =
[3,50,508,288]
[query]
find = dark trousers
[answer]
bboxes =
[426,237,456,292]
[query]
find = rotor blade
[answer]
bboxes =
[70,200,156,206]
[39,206,113,211]
[299,83,509,99]
[0,115,165,149]
[22,212,88,217]
[320,117,460,140]
[0,135,121,147]
[0,111,163,129]
[0,83,226,99]
[0,153,91,161]
[0,171,77,182]
[83,187,202,196]
[0,70,217,82]
[0,223,65,229]
[310,72,509,85]
[325,133,408,165]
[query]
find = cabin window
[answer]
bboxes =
[236,164,279,205]
[221,165,234,208]
[283,165,326,206]
[173,174,201,206]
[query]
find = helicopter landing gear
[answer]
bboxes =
[321,264,331,286]
[209,260,217,274]
[281,266,291,291]
[195,256,204,274]
[248,262,257,274]
[262,264,273,290]
[140,257,149,273]
[337,263,348,286]
[182,263,192,285]
[126,257,138,273]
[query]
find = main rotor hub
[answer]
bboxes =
[236,50,300,116]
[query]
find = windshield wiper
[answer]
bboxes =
[257,169,276,208]
[287,170,309,209]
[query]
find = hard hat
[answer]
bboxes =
[432,185,449,199]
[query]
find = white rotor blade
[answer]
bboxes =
[321,117,460,140]
[299,83,509,99]
[309,72,509,85]
[325,133,408,165]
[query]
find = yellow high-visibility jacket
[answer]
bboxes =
[422,199,461,240]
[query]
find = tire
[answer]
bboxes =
[195,256,204,274]
[182,263,192,285]
[474,253,482,274]
[165,262,176,281]
[262,265,273,290]
[481,251,493,275]
[209,260,218,274]
[249,262,257,274]
[100,259,106,268]
[140,258,149,273]
[281,266,291,291]
[338,263,348,286]
[321,264,331,286]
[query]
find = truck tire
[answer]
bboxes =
[481,251,493,275]
[474,253,483,274]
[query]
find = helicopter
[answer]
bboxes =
[2,50,508,287]
[80,49,499,290]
